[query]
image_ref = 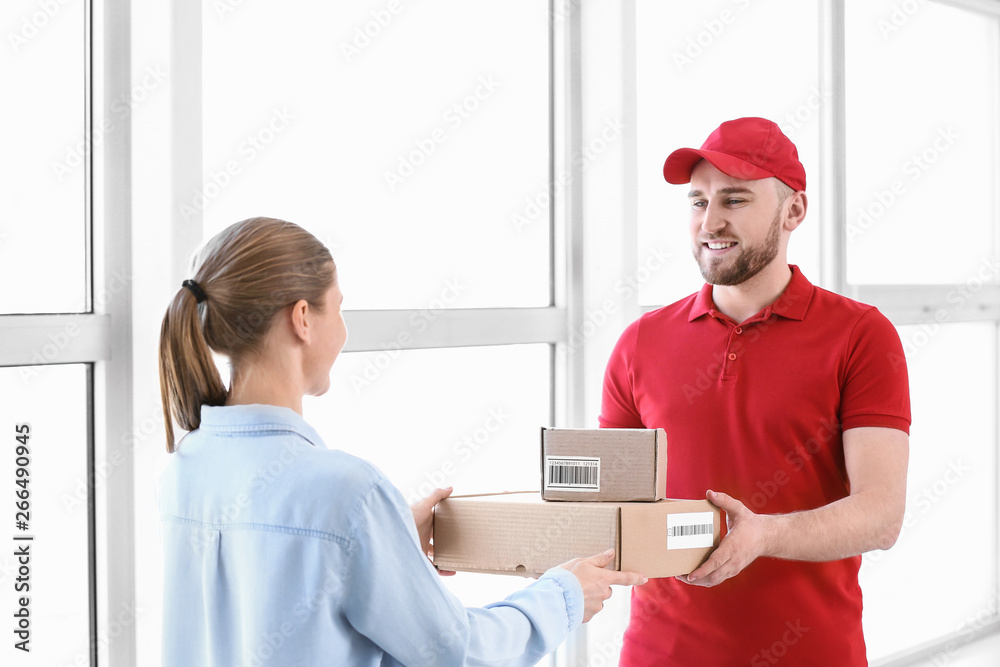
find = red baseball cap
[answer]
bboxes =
[662,117,806,192]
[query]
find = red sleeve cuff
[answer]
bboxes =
[841,414,910,435]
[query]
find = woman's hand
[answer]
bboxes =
[410,486,456,576]
[559,549,647,623]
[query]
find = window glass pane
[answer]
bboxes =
[860,323,998,659]
[0,1,88,314]
[845,1,999,284]
[201,0,550,309]
[0,364,90,665]
[306,344,551,610]
[635,0,822,306]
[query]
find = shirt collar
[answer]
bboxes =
[197,403,326,448]
[688,264,814,323]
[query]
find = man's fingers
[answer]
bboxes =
[706,489,741,514]
[686,543,729,581]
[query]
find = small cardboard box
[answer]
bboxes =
[433,492,720,579]
[541,427,667,501]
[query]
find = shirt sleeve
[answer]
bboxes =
[343,477,583,667]
[839,307,912,434]
[599,318,645,429]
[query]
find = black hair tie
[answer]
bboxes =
[182,279,207,303]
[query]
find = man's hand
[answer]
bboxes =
[559,549,648,623]
[410,486,456,576]
[676,489,772,588]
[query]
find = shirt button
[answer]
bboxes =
[728,352,737,361]
[734,327,743,334]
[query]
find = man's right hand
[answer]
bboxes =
[559,549,647,623]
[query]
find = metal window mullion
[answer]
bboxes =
[995,321,1000,640]
[550,1,587,665]
[0,314,111,367]
[819,0,847,296]
[170,0,203,284]
[92,0,135,664]
[932,0,1000,17]
[552,0,585,432]
[341,307,567,353]
[853,284,1000,325]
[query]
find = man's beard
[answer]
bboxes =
[693,211,782,286]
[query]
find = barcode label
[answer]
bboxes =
[667,512,714,550]
[545,457,600,491]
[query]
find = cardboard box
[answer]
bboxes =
[433,492,720,579]
[541,427,667,502]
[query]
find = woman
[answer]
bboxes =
[157,217,645,666]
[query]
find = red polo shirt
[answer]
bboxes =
[600,265,910,667]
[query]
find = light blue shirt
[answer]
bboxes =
[158,404,583,666]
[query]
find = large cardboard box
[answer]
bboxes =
[433,492,720,579]
[541,427,667,502]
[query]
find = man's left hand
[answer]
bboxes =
[675,489,772,588]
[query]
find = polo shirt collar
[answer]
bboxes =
[197,403,326,448]
[688,264,814,322]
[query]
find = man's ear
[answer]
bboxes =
[288,299,311,344]
[783,191,808,232]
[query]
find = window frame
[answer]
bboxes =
[0,0,136,663]
[838,0,1000,661]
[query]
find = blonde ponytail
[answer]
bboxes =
[157,217,335,452]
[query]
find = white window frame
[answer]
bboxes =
[0,0,136,663]
[837,0,1000,663]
